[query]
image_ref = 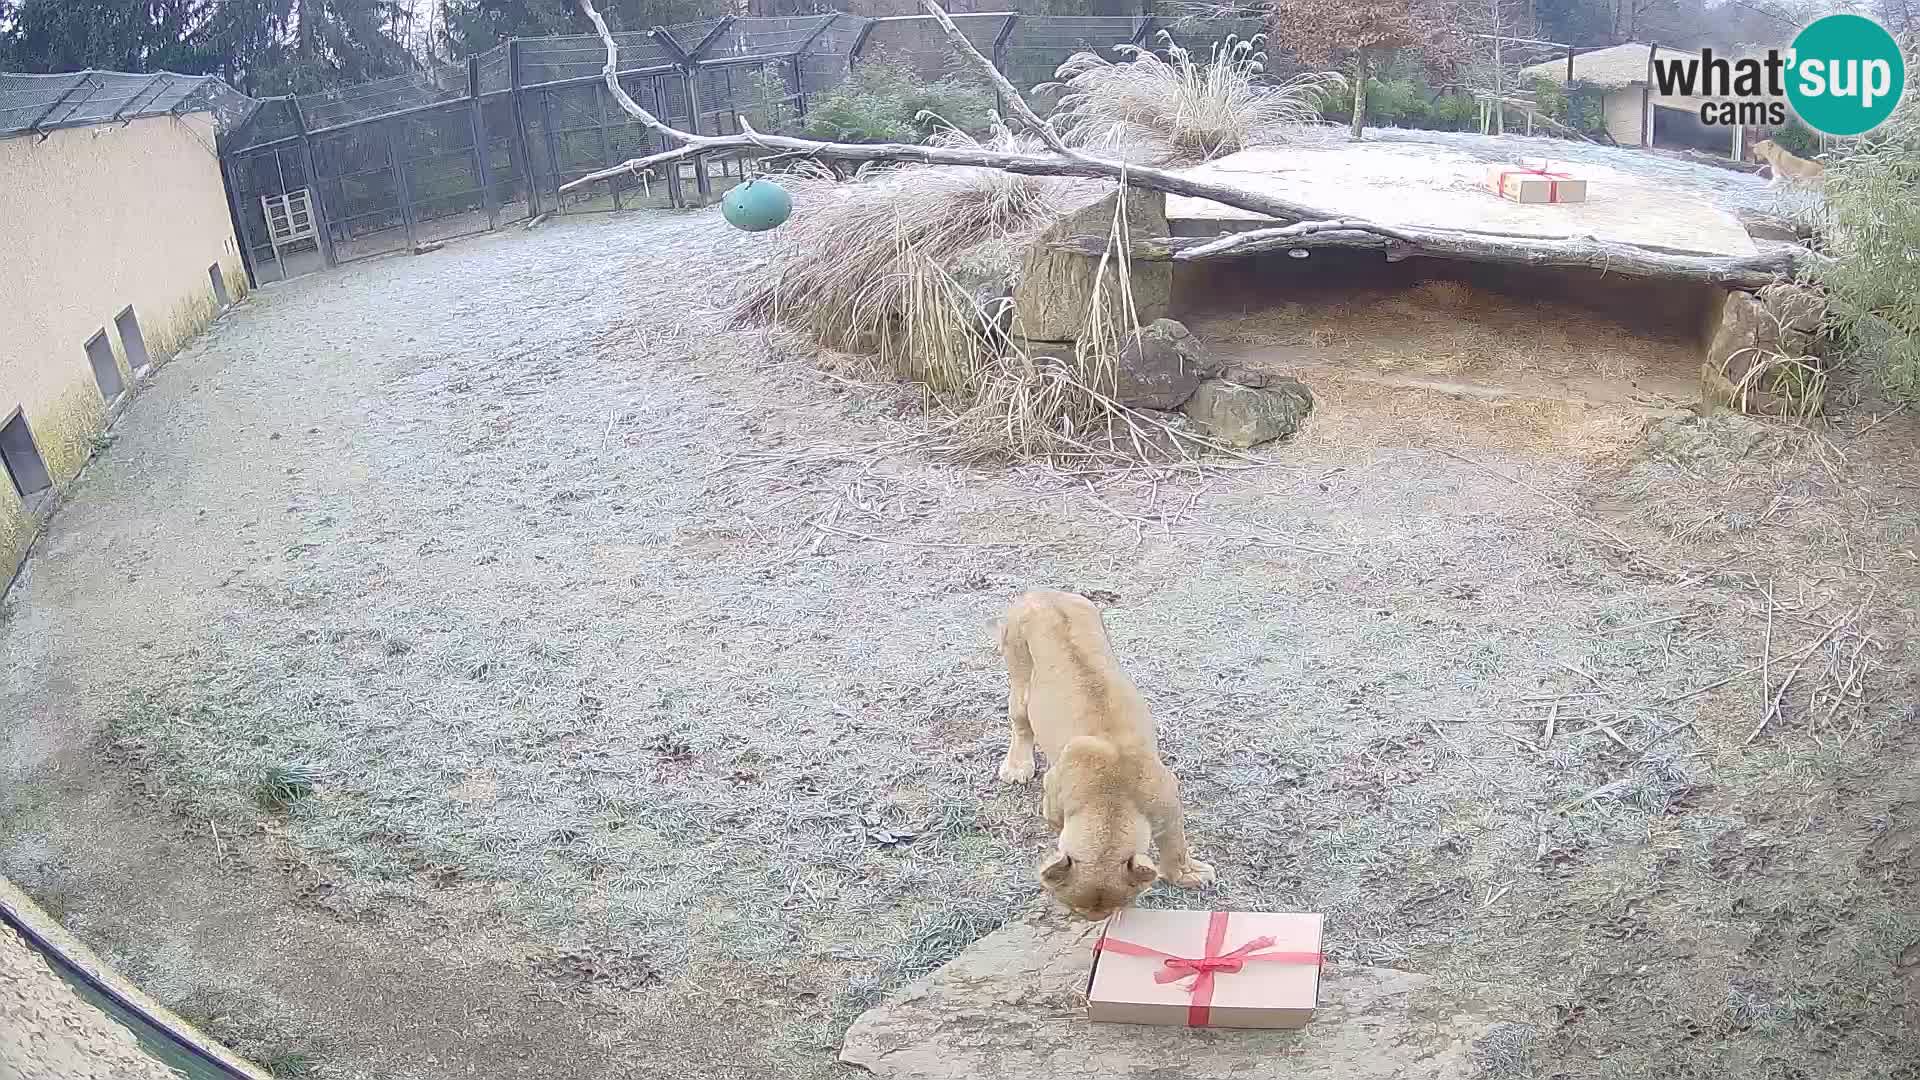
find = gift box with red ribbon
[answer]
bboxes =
[1483,159,1588,204]
[1087,909,1324,1029]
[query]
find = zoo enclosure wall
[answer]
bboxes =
[215,11,1278,285]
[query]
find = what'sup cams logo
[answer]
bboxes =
[1651,13,1908,137]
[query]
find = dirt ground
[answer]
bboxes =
[2,208,1917,1080]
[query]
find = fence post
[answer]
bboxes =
[992,13,1019,116]
[1565,44,1574,84]
[651,26,707,205]
[387,119,419,251]
[1641,42,1656,147]
[685,21,736,202]
[289,99,337,269]
[507,39,542,217]
[539,87,563,209]
[598,80,620,210]
[849,17,877,72]
[218,154,260,291]
[467,57,498,231]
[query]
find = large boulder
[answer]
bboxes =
[839,904,1519,1080]
[1705,289,1771,385]
[1113,318,1216,409]
[1012,190,1172,343]
[1700,286,1828,416]
[1180,377,1315,448]
[1757,281,1827,358]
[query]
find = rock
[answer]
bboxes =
[1179,378,1314,448]
[1220,364,1277,389]
[1700,286,1828,415]
[1010,336,1077,361]
[1113,319,1215,409]
[1700,360,1796,417]
[1012,190,1172,343]
[1757,281,1827,358]
[1736,208,1804,244]
[1705,289,1770,385]
[839,905,1516,1080]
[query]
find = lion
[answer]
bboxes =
[992,589,1214,921]
[1749,139,1824,188]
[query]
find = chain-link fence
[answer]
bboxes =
[1,70,255,139]
[218,11,1286,284]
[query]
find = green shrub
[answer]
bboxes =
[802,58,994,143]
[1429,93,1477,131]
[1816,66,1920,403]
[1530,75,1567,122]
[743,67,798,135]
[1366,77,1431,128]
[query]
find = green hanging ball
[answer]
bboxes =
[722,178,792,233]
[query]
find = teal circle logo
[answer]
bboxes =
[1786,14,1906,137]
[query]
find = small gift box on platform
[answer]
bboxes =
[1483,159,1588,204]
[1087,909,1324,1029]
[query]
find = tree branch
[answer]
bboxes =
[569,0,1806,291]
[912,0,1080,158]
[1050,225,1822,287]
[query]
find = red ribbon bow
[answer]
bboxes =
[1497,160,1574,202]
[1095,911,1322,1026]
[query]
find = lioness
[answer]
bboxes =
[993,589,1214,921]
[1750,139,1824,188]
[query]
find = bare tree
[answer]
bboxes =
[1265,0,1469,140]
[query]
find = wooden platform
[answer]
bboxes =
[1168,143,1760,258]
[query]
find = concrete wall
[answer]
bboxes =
[1602,87,1646,146]
[0,112,246,588]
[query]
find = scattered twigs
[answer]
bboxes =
[1743,619,1841,746]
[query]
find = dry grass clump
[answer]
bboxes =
[733,129,1213,466]
[732,124,1081,392]
[1040,32,1343,163]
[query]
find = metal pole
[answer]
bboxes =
[1642,42,1656,148]
[1566,44,1574,84]
[218,154,260,291]
[289,99,337,269]
[662,77,684,207]
[387,120,419,251]
[468,57,499,230]
[599,80,620,210]
[270,149,290,281]
[539,87,563,210]
[685,66,709,202]
[507,39,542,217]
[992,14,1019,116]
[849,18,877,72]
[27,73,95,138]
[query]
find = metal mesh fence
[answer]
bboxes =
[0,70,251,138]
[218,12,1298,285]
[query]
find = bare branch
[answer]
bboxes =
[913,0,1081,158]
[568,0,1807,290]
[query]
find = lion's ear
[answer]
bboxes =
[1039,853,1073,884]
[1126,856,1158,886]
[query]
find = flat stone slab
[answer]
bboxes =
[1168,143,1759,259]
[840,906,1516,1079]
